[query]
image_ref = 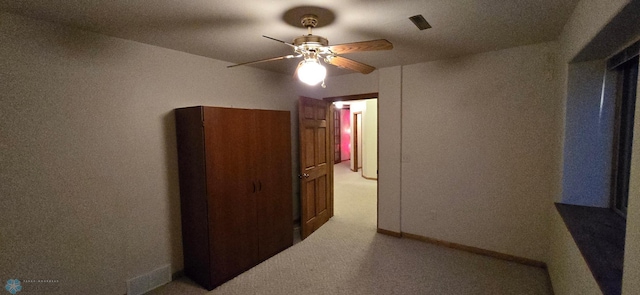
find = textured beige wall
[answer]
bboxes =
[547,209,601,295]
[0,13,297,294]
[377,66,403,233]
[362,99,378,179]
[400,42,562,262]
[558,0,630,61]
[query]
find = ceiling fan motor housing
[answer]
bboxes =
[293,35,328,47]
[293,13,330,59]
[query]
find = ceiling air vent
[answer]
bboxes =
[409,15,431,30]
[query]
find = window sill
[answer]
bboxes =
[555,203,626,295]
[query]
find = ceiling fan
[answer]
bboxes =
[227,14,393,87]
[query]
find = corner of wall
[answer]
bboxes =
[558,0,631,62]
[547,208,601,295]
[377,66,403,233]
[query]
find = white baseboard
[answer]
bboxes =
[126,264,171,295]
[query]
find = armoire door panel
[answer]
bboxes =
[203,107,258,285]
[253,110,293,261]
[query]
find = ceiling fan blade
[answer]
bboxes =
[326,56,376,74]
[329,39,393,55]
[262,35,295,48]
[227,55,297,68]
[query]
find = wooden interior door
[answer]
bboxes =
[253,110,293,261]
[203,107,259,286]
[299,97,334,239]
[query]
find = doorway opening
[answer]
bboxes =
[324,93,379,228]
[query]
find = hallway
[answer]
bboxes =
[333,160,377,228]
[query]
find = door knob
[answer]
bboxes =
[298,173,310,179]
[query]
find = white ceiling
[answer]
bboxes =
[0,0,580,76]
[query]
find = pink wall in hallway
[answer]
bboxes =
[341,108,351,161]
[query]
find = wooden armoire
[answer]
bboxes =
[174,106,293,290]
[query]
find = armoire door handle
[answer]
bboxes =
[252,182,256,193]
[258,181,262,192]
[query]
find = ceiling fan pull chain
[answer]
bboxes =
[321,79,326,88]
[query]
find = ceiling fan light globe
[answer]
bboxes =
[298,60,327,86]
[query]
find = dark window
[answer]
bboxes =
[611,50,639,217]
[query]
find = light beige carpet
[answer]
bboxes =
[148,161,552,295]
